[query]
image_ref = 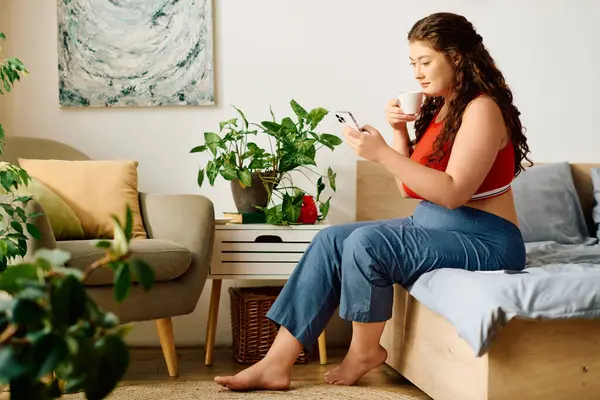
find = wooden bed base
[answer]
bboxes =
[357,160,600,400]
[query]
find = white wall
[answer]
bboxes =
[1,0,598,347]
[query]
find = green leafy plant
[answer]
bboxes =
[0,32,39,271]
[0,207,155,400]
[190,106,265,189]
[191,100,342,225]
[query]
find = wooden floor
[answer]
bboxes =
[123,346,430,397]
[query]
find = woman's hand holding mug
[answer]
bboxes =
[385,98,416,133]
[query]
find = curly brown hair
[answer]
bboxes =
[407,12,532,177]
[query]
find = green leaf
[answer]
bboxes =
[30,332,68,379]
[290,99,308,120]
[114,262,131,303]
[17,168,30,185]
[206,161,219,185]
[5,239,20,259]
[15,206,27,222]
[13,195,32,203]
[219,118,237,131]
[0,203,15,217]
[0,263,39,292]
[93,240,112,249]
[197,168,204,187]
[189,144,208,153]
[204,132,221,156]
[308,107,329,129]
[85,336,130,400]
[26,223,41,240]
[261,121,281,133]
[112,216,129,257]
[123,205,133,241]
[319,197,331,220]
[131,258,154,291]
[237,169,252,188]
[33,248,70,266]
[264,204,284,225]
[0,32,6,40]
[319,133,343,150]
[328,167,337,191]
[281,117,298,134]
[231,105,249,129]
[51,275,86,326]
[0,346,27,382]
[293,138,316,153]
[9,220,22,235]
[317,177,325,201]
[220,163,237,181]
[282,192,304,223]
[10,298,45,331]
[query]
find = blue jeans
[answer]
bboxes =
[266,201,526,348]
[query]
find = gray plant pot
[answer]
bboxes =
[230,172,277,214]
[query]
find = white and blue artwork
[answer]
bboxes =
[57,0,214,107]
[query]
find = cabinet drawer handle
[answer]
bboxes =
[254,235,283,243]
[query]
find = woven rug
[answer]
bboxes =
[63,381,428,400]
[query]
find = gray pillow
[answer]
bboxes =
[589,168,600,238]
[512,162,590,244]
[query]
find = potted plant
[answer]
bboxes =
[191,100,342,224]
[190,105,274,214]
[0,31,39,270]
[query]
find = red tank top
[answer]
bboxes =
[402,114,515,201]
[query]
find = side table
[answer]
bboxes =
[204,222,329,366]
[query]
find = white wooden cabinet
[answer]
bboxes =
[204,223,329,366]
[209,224,326,279]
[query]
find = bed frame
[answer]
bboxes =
[356,160,600,400]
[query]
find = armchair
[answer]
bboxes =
[1,136,215,377]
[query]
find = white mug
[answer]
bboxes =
[397,91,424,115]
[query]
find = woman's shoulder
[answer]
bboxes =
[462,94,504,124]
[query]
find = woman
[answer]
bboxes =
[215,11,531,391]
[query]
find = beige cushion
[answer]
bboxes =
[18,159,147,239]
[58,239,192,286]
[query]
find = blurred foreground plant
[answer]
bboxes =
[0,207,154,400]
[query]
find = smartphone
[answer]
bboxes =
[334,111,363,132]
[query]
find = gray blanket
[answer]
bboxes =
[408,240,600,356]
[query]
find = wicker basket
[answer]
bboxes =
[229,286,308,364]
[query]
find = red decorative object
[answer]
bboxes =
[297,195,318,224]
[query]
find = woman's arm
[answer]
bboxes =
[376,96,507,208]
[391,128,411,197]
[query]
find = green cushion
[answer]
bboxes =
[5,172,85,240]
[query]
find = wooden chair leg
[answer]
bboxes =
[155,317,179,377]
[205,279,222,366]
[318,331,328,365]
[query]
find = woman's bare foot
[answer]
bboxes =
[324,345,388,385]
[214,358,291,391]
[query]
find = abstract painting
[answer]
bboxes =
[57,0,214,107]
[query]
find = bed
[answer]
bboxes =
[356,160,600,400]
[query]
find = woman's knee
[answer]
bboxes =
[342,226,401,282]
[313,224,350,250]
[342,226,383,266]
